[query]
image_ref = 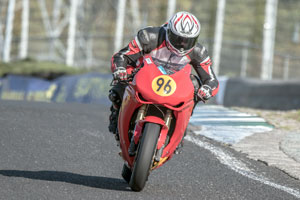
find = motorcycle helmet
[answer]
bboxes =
[166,11,201,56]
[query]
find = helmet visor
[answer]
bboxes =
[167,29,198,51]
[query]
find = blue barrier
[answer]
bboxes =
[0,73,112,105]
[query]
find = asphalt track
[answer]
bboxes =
[0,100,300,200]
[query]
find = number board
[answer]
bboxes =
[151,75,177,96]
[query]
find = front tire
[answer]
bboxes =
[129,123,161,191]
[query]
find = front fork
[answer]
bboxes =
[130,105,173,163]
[128,105,148,156]
[135,104,148,123]
[154,109,172,162]
[164,109,173,129]
[135,104,172,127]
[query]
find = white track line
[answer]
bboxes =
[190,118,266,122]
[186,135,300,199]
[192,113,254,117]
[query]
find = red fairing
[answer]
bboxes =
[135,57,194,107]
[118,55,195,169]
[118,85,141,165]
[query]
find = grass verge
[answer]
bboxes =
[233,107,300,131]
[0,59,91,80]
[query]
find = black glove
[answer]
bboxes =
[113,67,127,81]
[197,85,212,101]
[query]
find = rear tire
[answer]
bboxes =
[129,123,161,192]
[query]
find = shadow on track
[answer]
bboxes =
[0,170,130,191]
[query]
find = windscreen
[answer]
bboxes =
[152,57,186,75]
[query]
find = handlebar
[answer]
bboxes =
[110,69,138,86]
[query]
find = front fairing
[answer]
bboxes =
[134,57,194,107]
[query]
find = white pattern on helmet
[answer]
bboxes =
[168,11,201,38]
[134,36,143,50]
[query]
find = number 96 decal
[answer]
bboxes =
[151,75,177,96]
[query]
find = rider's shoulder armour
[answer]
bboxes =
[137,26,166,54]
[188,43,210,65]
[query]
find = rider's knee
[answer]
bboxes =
[109,83,127,108]
[109,89,122,109]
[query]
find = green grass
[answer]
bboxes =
[0,58,91,79]
[285,110,300,122]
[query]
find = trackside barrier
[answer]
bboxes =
[216,77,300,110]
[1,74,299,110]
[0,73,111,105]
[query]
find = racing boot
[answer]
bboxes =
[108,89,122,141]
[174,140,184,154]
[174,130,187,154]
[108,105,119,140]
[108,106,118,132]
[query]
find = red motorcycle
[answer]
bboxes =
[117,56,196,191]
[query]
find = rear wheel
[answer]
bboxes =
[129,123,161,191]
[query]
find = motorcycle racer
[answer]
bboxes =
[109,11,219,146]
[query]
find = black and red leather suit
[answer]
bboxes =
[108,25,219,135]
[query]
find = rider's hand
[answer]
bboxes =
[197,85,212,101]
[113,67,127,81]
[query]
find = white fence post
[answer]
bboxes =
[213,0,226,76]
[19,0,30,59]
[261,0,278,80]
[0,20,3,61]
[3,0,16,63]
[114,0,127,53]
[50,0,62,58]
[167,0,176,20]
[0,1,4,61]
[66,0,79,66]
[130,0,141,32]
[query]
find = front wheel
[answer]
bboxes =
[129,123,161,191]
